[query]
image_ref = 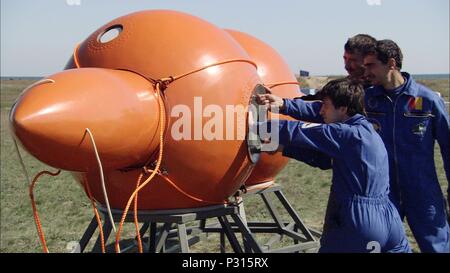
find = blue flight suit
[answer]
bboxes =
[266,107,411,252]
[364,72,450,253]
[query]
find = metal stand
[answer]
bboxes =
[78,203,263,253]
[77,183,320,253]
[202,184,321,253]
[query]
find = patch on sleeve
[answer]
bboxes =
[412,122,427,136]
[301,122,321,129]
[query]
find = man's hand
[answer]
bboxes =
[261,141,284,155]
[255,94,285,111]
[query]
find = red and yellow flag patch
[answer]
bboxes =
[408,97,423,111]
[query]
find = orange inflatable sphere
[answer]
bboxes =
[11,10,264,210]
[10,68,161,171]
[225,29,302,187]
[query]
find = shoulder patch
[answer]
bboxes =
[301,123,321,129]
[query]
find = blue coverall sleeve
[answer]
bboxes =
[282,146,332,170]
[432,97,450,195]
[281,98,324,123]
[276,120,345,159]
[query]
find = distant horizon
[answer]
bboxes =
[2,73,449,79]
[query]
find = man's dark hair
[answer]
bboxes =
[319,78,366,116]
[344,34,377,55]
[367,39,403,70]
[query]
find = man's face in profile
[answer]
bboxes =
[343,50,365,81]
[363,54,390,86]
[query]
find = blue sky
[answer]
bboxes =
[1,0,449,76]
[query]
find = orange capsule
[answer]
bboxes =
[10,68,161,171]
[12,10,264,210]
[225,29,303,187]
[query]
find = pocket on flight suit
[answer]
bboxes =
[402,112,433,143]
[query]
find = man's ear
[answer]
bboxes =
[388,58,397,70]
[339,106,348,116]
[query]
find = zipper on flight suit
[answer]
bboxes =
[384,93,406,209]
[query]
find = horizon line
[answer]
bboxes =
[2,73,450,79]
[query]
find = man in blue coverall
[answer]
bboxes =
[362,39,450,253]
[256,78,411,252]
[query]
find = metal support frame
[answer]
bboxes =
[78,203,262,253]
[78,184,320,253]
[202,184,321,253]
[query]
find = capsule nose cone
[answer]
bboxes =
[10,68,161,171]
[11,79,72,136]
[10,78,51,129]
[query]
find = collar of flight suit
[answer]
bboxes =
[367,72,420,98]
[343,113,365,125]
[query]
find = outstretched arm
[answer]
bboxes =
[255,93,324,123]
[265,119,345,159]
[282,146,332,170]
[282,98,324,123]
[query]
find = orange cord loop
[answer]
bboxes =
[82,178,107,253]
[29,169,108,253]
[115,82,166,253]
[73,43,81,69]
[152,77,175,92]
[264,81,301,89]
[29,169,61,253]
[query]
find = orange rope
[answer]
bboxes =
[152,170,223,205]
[29,169,107,253]
[82,178,106,253]
[115,82,165,253]
[129,167,224,253]
[73,43,81,69]
[172,59,257,82]
[147,59,257,92]
[29,169,61,253]
[264,81,301,89]
[130,168,223,253]
[133,172,145,253]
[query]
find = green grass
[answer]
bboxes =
[1,78,448,253]
[416,79,450,102]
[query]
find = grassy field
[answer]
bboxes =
[416,79,450,102]
[0,78,448,253]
